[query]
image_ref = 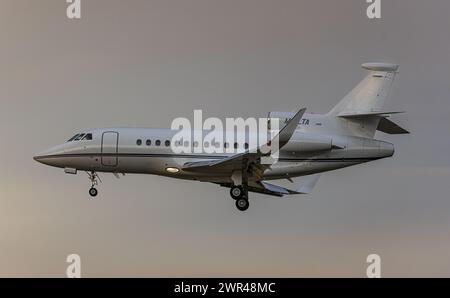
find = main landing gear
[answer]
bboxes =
[87,171,101,198]
[230,186,250,211]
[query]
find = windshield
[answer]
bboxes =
[67,133,93,142]
[67,134,80,142]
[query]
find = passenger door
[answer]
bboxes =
[101,131,119,167]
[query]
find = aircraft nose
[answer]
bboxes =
[33,150,52,165]
[33,146,63,166]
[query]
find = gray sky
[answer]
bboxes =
[1,0,450,277]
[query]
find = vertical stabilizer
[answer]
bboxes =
[328,63,399,138]
[328,63,399,116]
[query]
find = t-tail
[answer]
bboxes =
[328,62,409,138]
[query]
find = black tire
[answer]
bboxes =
[235,198,249,211]
[89,187,98,197]
[230,186,244,200]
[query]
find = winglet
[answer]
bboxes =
[270,108,306,150]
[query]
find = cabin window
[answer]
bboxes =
[234,142,239,149]
[155,140,161,146]
[224,142,229,149]
[193,141,199,147]
[82,133,93,141]
[146,139,151,146]
[204,142,210,148]
[165,140,171,147]
[244,143,249,149]
[214,142,220,149]
[136,139,142,146]
[184,141,190,147]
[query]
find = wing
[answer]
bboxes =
[182,108,306,176]
[183,152,261,173]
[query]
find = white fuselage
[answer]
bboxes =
[34,113,394,184]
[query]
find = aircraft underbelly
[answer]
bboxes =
[67,144,384,183]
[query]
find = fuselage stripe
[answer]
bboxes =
[34,153,380,163]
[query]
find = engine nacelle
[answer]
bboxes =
[282,132,332,153]
[267,111,333,152]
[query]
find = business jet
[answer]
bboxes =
[34,63,408,211]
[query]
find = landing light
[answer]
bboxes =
[166,167,180,173]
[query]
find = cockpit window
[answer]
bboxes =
[67,133,94,142]
[82,133,93,141]
[67,134,80,142]
[74,133,85,141]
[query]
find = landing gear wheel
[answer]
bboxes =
[230,186,244,200]
[86,171,101,198]
[89,187,98,197]
[236,198,249,211]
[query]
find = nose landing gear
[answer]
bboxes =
[89,187,98,197]
[87,171,101,198]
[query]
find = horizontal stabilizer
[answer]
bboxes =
[377,117,409,134]
[338,111,405,118]
[361,62,399,72]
